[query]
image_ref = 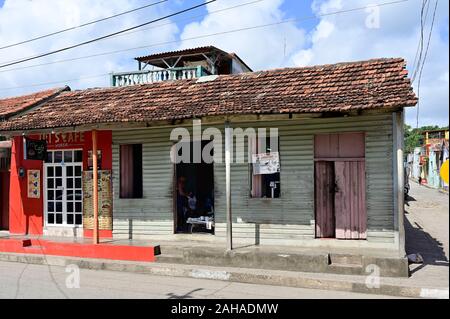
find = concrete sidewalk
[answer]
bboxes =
[0,251,447,299]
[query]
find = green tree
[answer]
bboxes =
[404,124,422,154]
[404,125,449,154]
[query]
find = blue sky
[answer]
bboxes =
[0,0,448,126]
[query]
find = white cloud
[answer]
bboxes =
[292,0,449,127]
[178,0,306,71]
[0,0,178,96]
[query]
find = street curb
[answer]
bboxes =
[0,252,448,299]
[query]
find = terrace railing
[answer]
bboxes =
[111,66,209,87]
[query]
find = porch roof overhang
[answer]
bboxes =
[0,57,418,136]
[0,108,408,137]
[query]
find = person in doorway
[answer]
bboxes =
[187,192,198,219]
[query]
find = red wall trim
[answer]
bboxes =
[8,131,112,238]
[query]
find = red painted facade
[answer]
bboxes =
[8,130,113,238]
[0,237,157,262]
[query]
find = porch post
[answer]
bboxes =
[92,129,99,244]
[225,121,233,251]
[393,111,406,257]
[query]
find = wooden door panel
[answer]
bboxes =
[314,134,339,158]
[337,133,365,158]
[314,161,335,238]
[334,161,366,239]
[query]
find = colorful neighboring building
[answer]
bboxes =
[409,129,449,189]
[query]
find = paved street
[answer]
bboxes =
[405,181,449,286]
[0,260,402,299]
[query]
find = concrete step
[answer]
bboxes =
[156,254,185,264]
[329,254,363,266]
[158,246,186,255]
[326,254,364,275]
[153,245,408,277]
[327,263,364,276]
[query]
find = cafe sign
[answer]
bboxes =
[39,132,85,149]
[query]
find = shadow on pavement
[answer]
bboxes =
[405,216,449,275]
[404,195,416,208]
[166,288,203,299]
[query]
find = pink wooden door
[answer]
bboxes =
[314,162,335,238]
[334,161,367,239]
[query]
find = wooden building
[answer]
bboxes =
[0,49,417,259]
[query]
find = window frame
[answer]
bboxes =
[119,144,143,199]
[249,134,281,199]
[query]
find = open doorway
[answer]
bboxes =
[174,141,214,234]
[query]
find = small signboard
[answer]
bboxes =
[252,152,280,175]
[27,169,40,198]
[24,138,47,161]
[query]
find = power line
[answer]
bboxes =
[411,0,431,83]
[411,0,428,80]
[0,0,266,74]
[0,0,409,75]
[0,0,411,91]
[0,0,216,69]
[0,0,168,51]
[416,0,439,128]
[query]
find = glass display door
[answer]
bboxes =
[44,150,83,226]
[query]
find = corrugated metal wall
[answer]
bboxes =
[112,113,395,245]
[112,127,174,237]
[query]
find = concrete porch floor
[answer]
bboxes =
[0,231,158,262]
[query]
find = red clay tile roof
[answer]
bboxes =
[0,86,69,119]
[0,58,417,132]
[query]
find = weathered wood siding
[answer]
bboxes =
[112,113,395,244]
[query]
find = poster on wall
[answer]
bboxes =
[27,169,40,198]
[82,170,112,230]
[252,152,280,175]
